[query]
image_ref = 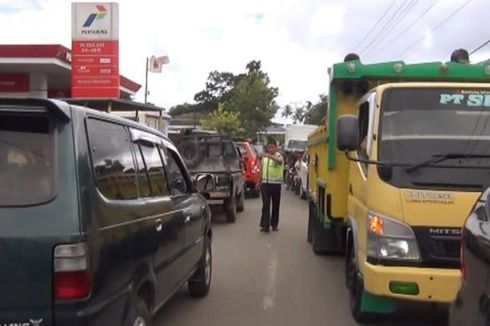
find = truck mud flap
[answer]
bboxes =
[312,216,345,254]
[361,291,397,314]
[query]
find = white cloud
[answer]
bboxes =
[0,0,489,110]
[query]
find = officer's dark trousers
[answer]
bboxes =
[260,183,282,230]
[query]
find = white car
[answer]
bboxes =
[298,152,308,199]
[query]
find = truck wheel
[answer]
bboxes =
[224,196,237,223]
[312,219,326,255]
[236,189,245,212]
[188,239,212,298]
[347,248,374,323]
[124,297,151,326]
[307,201,314,243]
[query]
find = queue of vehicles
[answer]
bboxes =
[4,50,490,325]
[305,50,490,324]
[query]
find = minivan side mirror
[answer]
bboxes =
[485,192,490,220]
[337,115,360,152]
[193,174,214,194]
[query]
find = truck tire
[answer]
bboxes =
[307,200,315,243]
[347,247,375,323]
[188,239,212,298]
[224,196,237,223]
[312,221,327,255]
[236,189,245,212]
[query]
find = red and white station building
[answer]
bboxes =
[0,44,140,98]
[0,44,170,133]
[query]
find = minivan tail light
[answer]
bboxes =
[53,243,91,300]
[54,271,91,300]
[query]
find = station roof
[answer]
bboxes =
[0,44,141,97]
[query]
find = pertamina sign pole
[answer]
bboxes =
[71,3,119,98]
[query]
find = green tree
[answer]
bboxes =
[293,106,306,124]
[168,103,196,116]
[281,104,293,120]
[193,71,238,114]
[304,94,328,125]
[171,60,279,134]
[201,103,242,136]
[226,60,279,136]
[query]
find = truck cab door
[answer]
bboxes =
[349,94,376,266]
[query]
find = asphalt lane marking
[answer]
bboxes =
[263,252,278,310]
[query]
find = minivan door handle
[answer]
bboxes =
[155,219,163,232]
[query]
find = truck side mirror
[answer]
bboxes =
[337,115,360,152]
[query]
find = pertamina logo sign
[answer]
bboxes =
[82,5,108,35]
[72,2,118,41]
[72,2,119,98]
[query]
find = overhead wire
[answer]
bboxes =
[364,0,421,58]
[470,39,490,55]
[359,0,413,55]
[352,0,397,52]
[394,0,475,57]
[368,0,440,60]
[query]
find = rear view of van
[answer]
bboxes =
[0,99,212,326]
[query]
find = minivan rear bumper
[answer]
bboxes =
[54,286,130,325]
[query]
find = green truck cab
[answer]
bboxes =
[307,52,490,322]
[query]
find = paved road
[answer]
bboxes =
[154,188,449,326]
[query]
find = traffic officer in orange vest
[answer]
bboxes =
[257,138,284,232]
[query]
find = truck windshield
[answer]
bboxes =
[0,113,56,206]
[287,140,307,151]
[379,87,490,189]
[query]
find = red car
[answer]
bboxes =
[235,141,261,197]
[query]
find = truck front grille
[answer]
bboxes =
[412,227,461,268]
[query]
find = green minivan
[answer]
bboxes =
[0,98,212,326]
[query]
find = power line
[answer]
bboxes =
[369,0,440,60]
[395,0,475,57]
[360,0,413,55]
[353,1,396,52]
[470,39,490,54]
[364,0,420,58]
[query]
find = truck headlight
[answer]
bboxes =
[367,212,421,262]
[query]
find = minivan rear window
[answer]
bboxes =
[0,113,56,206]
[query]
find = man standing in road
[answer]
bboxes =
[257,138,284,232]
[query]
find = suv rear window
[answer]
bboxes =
[0,113,56,206]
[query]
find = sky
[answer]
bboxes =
[0,0,489,118]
